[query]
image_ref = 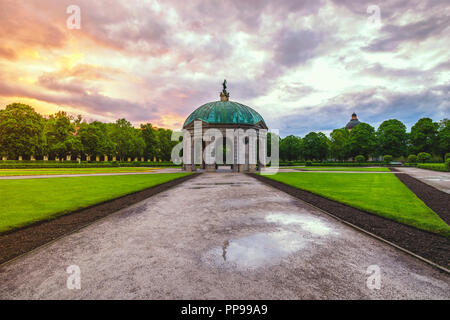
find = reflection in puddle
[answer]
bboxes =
[203,231,306,270]
[265,213,333,236]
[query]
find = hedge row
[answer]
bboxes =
[0,161,180,169]
[417,163,450,172]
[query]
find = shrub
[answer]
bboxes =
[417,163,449,172]
[445,153,450,161]
[383,155,393,164]
[417,152,431,163]
[305,161,312,166]
[446,159,450,171]
[407,154,417,164]
[355,155,365,163]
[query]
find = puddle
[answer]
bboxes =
[203,231,306,270]
[265,213,333,236]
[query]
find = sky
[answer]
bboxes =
[0,0,448,137]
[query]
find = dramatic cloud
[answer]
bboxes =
[0,0,448,135]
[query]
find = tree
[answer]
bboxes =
[0,103,45,158]
[141,123,158,160]
[279,135,302,161]
[78,121,115,158]
[417,152,431,163]
[383,155,393,163]
[301,132,329,161]
[407,154,417,164]
[330,128,349,160]
[376,119,407,157]
[355,155,365,163]
[109,119,142,160]
[410,118,438,154]
[45,111,81,160]
[437,119,450,160]
[344,123,377,158]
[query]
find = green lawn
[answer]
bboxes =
[0,167,157,176]
[264,172,450,237]
[291,167,390,172]
[0,173,191,233]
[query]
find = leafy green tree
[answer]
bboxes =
[437,119,450,160]
[383,155,393,163]
[376,119,407,157]
[109,119,139,160]
[410,118,438,154]
[141,123,158,160]
[45,111,81,160]
[407,154,417,164]
[0,103,45,158]
[330,128,349,160]
[301,132,329,161]
[344,123,377,158]
[78,121,115,158]
[156,128,177,161]
[279,135,302,161]
[355,155,365,163]
[417,152,431,163]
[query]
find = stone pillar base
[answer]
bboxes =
[238,164,245,172]
[206,164,216,172]
[233,164,239,172]
[258,164,266,171]
[184,164,192,172]
[248,164,257,173]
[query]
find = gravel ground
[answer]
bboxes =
[0,173,448,299]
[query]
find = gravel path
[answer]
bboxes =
[0,173,448,299]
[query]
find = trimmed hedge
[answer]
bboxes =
[0,161,180,169]
[416,163,449,172]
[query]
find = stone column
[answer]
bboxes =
[183,130,191,171]
[44,155,48,161]
[31,155,36,161]
[112,156,117,161]
[66,155,71,161]
[2,156,7,161]
[86,155,91,161]
[55,156,60,161]
[190,135,196,171]
[18,156,23,161]
[104,155,108,162]
[96,156,100,162]
[258,130,267,171]
[127,157,131,162]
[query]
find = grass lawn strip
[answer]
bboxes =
[263,172,450,237]
[0,173,190,233]
[0,167,155,176]
[291,167,390,172]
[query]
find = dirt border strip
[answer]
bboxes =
[249,173,450,272]
[0,173,200,266]
[389,167,450,225]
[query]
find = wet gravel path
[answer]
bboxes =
[0,173,448,299]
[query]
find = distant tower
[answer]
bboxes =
[345,112,360,131]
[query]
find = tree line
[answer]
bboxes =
[278,118,449,162]
[0,103,178,161]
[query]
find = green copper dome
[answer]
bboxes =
[183,101,267,128]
